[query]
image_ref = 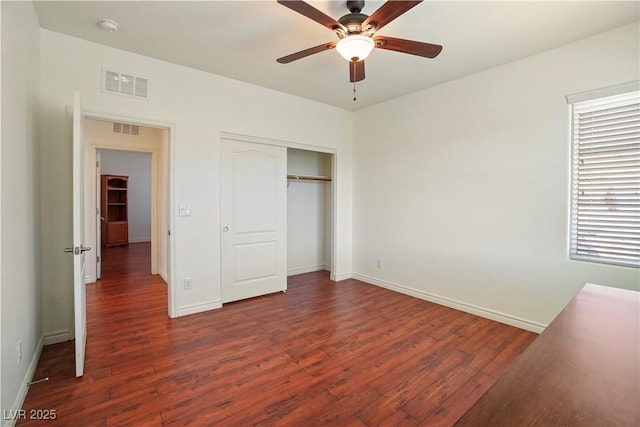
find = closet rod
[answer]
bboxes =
[287,174,331,182]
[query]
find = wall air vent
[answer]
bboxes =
[103,68,149,100]
[113,122,140,136]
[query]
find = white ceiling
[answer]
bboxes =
[33,1,639,111]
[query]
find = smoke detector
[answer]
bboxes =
[98,19,119,32]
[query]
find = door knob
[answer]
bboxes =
[223,226,229,232]
[64,246,91,254]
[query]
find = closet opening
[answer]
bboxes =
[286,148,334,278]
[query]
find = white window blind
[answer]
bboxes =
[569,90,640,267]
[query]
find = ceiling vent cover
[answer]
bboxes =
[113,122,139,136]
[103,68,149,99]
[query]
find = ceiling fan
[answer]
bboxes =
[276,0,442,84]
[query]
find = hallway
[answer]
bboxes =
[100,242,152,280]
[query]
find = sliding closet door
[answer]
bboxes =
[221,139,287,303]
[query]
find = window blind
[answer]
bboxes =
[569,90,640,267]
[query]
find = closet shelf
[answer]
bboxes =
[287,174,331,182]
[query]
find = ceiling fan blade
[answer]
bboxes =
[277,41,337,64]
[349,60,365,83]
[277,0,346,33]
[374,35,442,58]
[362,0,422,32]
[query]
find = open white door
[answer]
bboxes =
[96,150,102,280]
[221,139,287,303]
[71,91,89,376]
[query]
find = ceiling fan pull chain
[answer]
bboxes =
[351,60,357,101]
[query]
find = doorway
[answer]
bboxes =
[82,117,174,314]
[98,149,152,279]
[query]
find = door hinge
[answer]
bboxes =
[96,161,100,167]
[168,230,171,236]
[97,255,100,262]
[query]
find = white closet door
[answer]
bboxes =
[221,139,287,303]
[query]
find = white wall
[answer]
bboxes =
[38,30,353,337]
[352,22,640,331]
[1,1,42,420]
[100,150,152,243]
[287,148,332,275]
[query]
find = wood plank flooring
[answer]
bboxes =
[18,243,536,426]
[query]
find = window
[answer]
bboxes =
[568,88,639,267]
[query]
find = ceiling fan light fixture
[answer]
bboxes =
[336,34,374,62]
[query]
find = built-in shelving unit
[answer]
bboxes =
[101,174,129,247]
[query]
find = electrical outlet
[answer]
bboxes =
[376,259,382,268]
[184,278,192,290]
[17,340,22,363]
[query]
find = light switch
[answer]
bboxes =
[178,205,192,216]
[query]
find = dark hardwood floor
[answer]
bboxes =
[99,242,152,280]
[18,244,536,426]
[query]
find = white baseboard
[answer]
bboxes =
[287,265,326,276]
[352,273,546,333]
[333,272,352,282]
[176,299,222,317]
[43,329,70,345]
[158,268,168,283]
[3,336,44,427]
[128,238,151,244]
